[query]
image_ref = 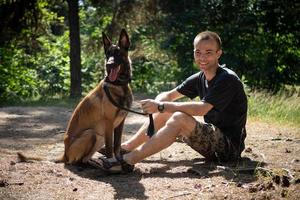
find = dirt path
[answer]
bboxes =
[0,103,299,199]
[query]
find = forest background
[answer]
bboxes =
[0,0,299,126]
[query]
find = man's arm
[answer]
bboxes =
[162,101,213,116]
[141,89,213,116]
[154,88,184,102]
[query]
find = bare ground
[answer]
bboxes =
[0,99,299,200]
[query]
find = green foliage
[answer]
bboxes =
[0,0,39,45]
[0,44,39,102]
[79,5,107,92]
[34,32,70,96]
[0,0,299,104]
[0,0,70,102]
[130,26,180,94]
[157,0,299,90]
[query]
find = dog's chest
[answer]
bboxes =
[115,93,132,117]
[112,105,129,128]
[117,110,128,117]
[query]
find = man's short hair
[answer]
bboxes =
[193,31,222,49]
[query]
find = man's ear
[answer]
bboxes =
[118,29,130,50]
[217,49,223,59]
[102,32,111,53]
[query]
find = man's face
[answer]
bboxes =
[193,39,222,71]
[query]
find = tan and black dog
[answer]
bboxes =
[61,29,133,164]
[18,29,133,164]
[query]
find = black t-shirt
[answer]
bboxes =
[176,65,248,150]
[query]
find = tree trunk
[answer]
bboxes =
[67,0,81,98]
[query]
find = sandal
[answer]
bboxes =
[98,146,131,156]
[100,155,134,174]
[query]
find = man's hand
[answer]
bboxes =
[140,99,160,114]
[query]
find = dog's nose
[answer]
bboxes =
[107,57,114,65]
[106,56,121,68]
[106,57,117,68]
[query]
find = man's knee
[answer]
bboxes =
[166,112,195,132]
[168,112,187,123]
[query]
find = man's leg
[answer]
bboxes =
[124,112,197,165]
[182,121,240,161]
[121,112,173,151]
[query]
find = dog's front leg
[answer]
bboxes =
[114,119,125,157]
[105,122,114,158]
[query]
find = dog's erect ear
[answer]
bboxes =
[118,29,130,50]
[102,32,112,53]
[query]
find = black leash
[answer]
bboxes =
[103,82,155,137]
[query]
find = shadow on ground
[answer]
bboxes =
[64,156,264,199]
[64,162,148,199]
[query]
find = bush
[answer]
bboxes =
[0,44,39,102]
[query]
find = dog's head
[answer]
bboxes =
[102,29,131,84]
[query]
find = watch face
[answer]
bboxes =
[158,103,164,112]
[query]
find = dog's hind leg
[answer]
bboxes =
[82,134,104,163]
[66,129,103,164]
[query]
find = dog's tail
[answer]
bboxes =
[17,152,65,163]
[17,152,43,162]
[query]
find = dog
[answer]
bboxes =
[18,29,133,164]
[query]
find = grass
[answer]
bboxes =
[247,89,300,128]
[0,96,80,109]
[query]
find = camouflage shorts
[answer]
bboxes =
[182,122,240,162]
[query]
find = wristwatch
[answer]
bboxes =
[157,103,165,113]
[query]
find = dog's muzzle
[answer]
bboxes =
[106,57,121,82]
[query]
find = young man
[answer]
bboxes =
[101,31,248,173]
